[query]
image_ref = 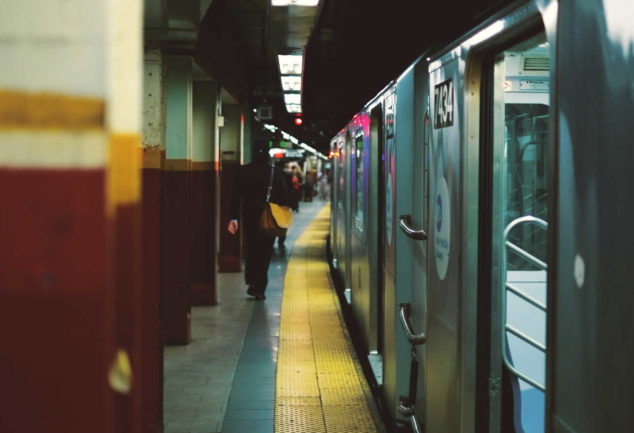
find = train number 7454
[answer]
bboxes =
[434,79,454,129]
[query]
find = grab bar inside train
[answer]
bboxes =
[502,215,548,392]
[399,303,426,345]
[399,215,428,240]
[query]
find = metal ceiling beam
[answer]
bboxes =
[144,0,218,44]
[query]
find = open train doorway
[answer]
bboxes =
[368,104,385,384]
[483,30,551,433]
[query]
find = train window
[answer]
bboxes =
[492,33,550,433]
[355,134,364,229]
[423,109,431,231]
[338,141,345,210]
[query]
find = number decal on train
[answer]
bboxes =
[434,79,454,128]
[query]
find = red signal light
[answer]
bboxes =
[294,116,303,126]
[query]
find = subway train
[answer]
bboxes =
[327,0,634,432]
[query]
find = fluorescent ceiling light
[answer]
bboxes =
[284,93,301,105]
[286,104,302,113]
[281,76,302,91]
[278,54,303,75]
[272,0,319,6]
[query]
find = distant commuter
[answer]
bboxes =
[277,159,295,250]
[228,139,290,300]
[290,165,302,212]
[318,169,330,200]
[284,162,300,212]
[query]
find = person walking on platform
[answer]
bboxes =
[227,139,290,300]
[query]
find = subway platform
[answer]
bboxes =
[163,201,386,433]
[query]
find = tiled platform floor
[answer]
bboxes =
[164,200,328,433]
[274,206,384,432]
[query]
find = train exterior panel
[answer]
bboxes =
[552,0,634,432]
[329,0,634,432]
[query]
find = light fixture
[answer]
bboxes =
[281,76,302,92]
[286,104,302,113]
[272,0,319,6]
[284,93,301,105]
[278,54,303,75]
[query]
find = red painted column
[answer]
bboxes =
[189,81,219,305]
[161,159,192,344]
[190,161,217,304]
[109,134,144,433]
[141,147,164,431]
[161,56,193,345]
[218,159,242,271]
[0,2,144,432]
[217,104,244,273]
[0,156,112,433]
[106,3,145,430]
[141,47,165,432]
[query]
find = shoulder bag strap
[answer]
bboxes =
[265,163,274,203]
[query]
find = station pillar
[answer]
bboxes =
[141,46,165,433]
[217,103,244,272]
[162,55,193,345]
[190,80,219,305]
[0,0,144,432]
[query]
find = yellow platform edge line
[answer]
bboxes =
[275,204,383,433]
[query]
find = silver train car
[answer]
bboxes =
[328,0,634,432]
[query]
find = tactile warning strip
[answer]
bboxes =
[275,204,383,433]
[275,405,326,433]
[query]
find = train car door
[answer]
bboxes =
[330,138,339,265]
[368,104,384,380]
[381,89,400,411]
[350,125,374,351]
[392,70,420,427]
[344,132,353,298]
[335,138,346,273]
[426,56,468,433]
[481,30,551,433]
[407,59,433,427]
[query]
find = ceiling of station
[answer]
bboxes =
[194,0,512,154]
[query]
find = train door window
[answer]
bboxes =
[355,133,364,229]
[491,33,550,433]
[423,108,431,231]
[338,141,345,210]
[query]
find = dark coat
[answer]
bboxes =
[230,158,291,228]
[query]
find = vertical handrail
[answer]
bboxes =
[502,216,547,391]
[410,411,423,433]
[397,302,425,430]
